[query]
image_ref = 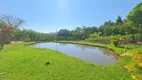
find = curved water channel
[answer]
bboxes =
[31,42,118,65]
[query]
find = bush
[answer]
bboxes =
[111,35,124,47]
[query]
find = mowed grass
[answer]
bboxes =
[0,43,134,80]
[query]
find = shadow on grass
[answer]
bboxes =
[45,62,50,66]
[117,45,139,50]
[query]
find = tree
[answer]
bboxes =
[71,27,84,40]
[119,22,138,35]
[89,32,99,38]
[127,2,142,41]
[112,26,120,35]
[82,26,97,38]
[0,23,13,50]
[127,3,142,27]
[58,29,70,37]
[111,35,124,47]
[116,16,123,25]
[104,26,113,36]
[98,26,104,35]
[57,29,71,40]
[0,15,24,50]
[0,15,24,28]
[103,20,115,26]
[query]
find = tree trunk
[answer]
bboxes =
[0,44,4,51]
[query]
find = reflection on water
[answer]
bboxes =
[99,48,119,60]
[58,43,68,46]
[31,42,118,65]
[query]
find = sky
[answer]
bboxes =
[0,0,141,33]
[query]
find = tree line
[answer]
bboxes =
[57,3,142,45]
[12,29,55,42]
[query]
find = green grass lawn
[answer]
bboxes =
[0,42,141,80]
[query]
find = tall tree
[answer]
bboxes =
[116,16,123,25]
[127,2,142,40]
[127,2,142,27]
[0,23,13,50]
[0,15,24,50]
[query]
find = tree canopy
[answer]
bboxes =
[127,3,142,28]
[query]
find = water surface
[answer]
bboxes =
[32,42,118,65]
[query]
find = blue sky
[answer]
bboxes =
[0,0,141,33]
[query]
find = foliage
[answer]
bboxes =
[116,16,123,25]
[57,26,98,40]
[86,32,111,43]
[0,22,13,50]
[12,29,54,42]
[127,2,142,28]
[127,2,142,41]
[103,20,115,26]
[122,52,142,80]
[58,29,70,37]
[0,15,24,50]
[111,35,124,47]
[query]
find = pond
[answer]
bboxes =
[31,42,118,65]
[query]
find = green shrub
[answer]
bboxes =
[111,35,124,47]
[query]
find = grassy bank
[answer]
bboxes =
[58,41,142,79]
[58,41,141,54]
[0,42,141,80]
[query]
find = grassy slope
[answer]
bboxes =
[0,43,139,80]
